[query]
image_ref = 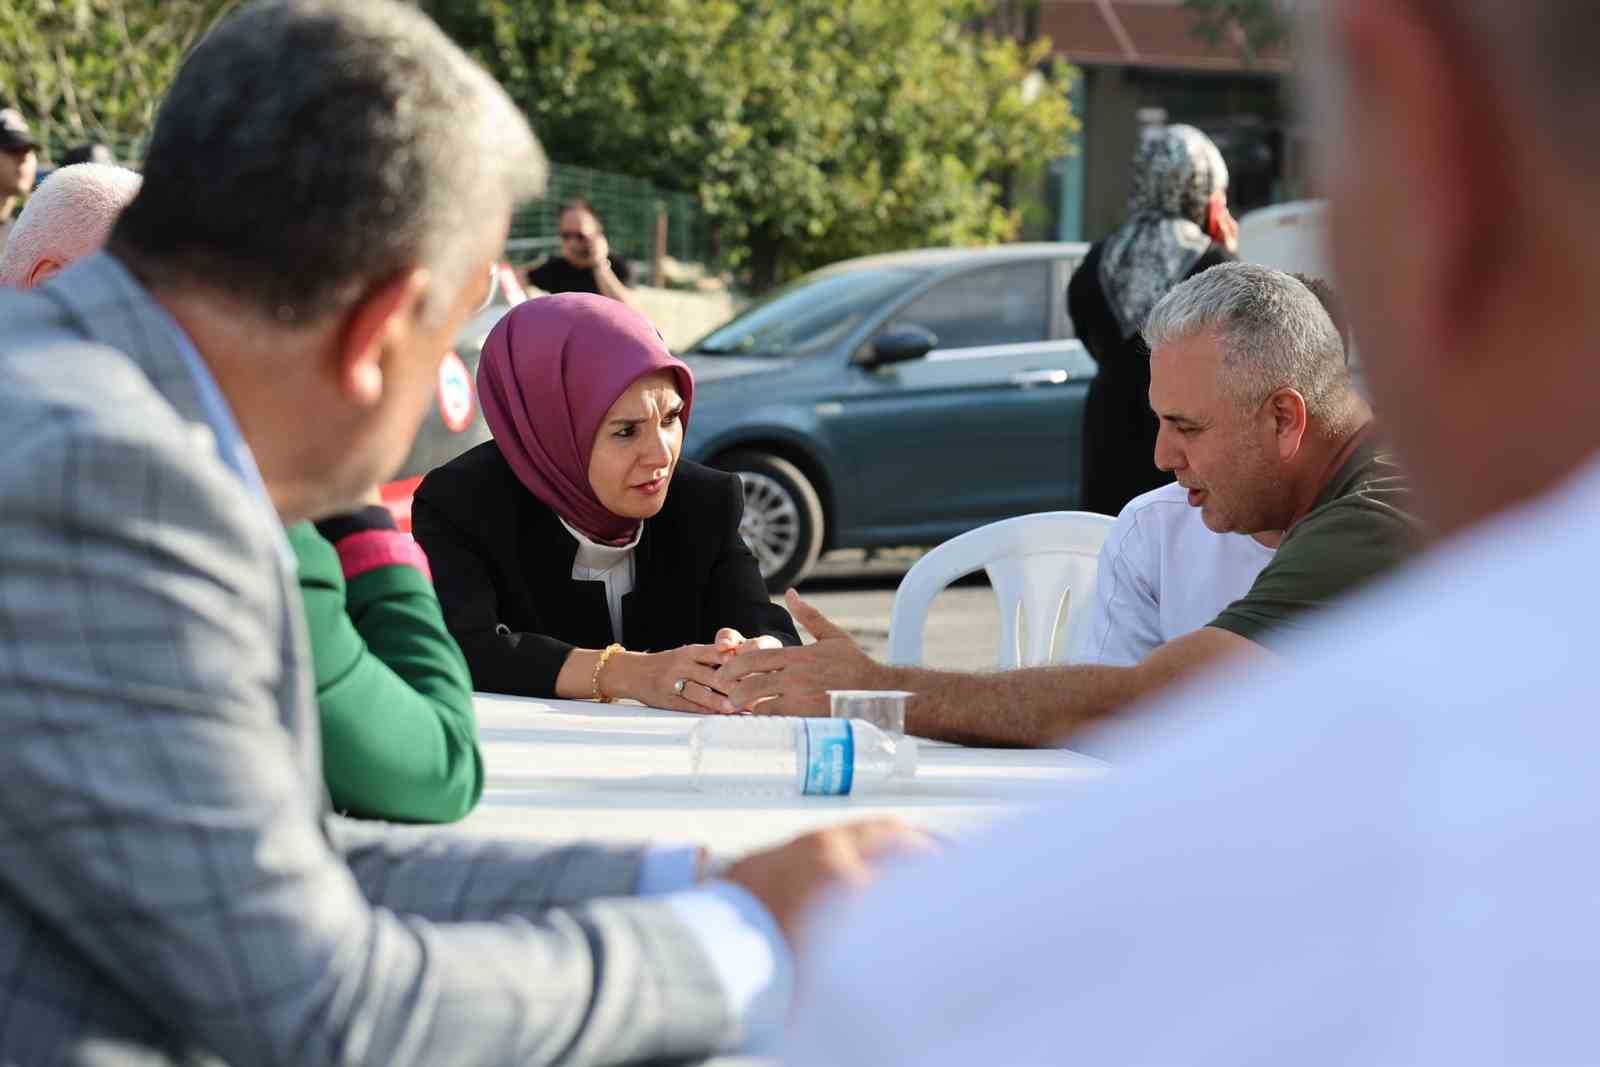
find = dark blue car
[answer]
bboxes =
[679,243,1095,589]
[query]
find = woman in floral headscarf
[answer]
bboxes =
[1068,124,1237,516]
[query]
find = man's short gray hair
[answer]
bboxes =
[1143,262,1353,423]
[1304,1,1600,175]
[110,0,545,323]
[1457,1,1600,170]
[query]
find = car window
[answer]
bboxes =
[889,261,1051,351]
[689,267,921,357]
[1055,257,1081,340]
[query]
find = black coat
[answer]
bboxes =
[412,442,800,697]
[1068,239,1233,516]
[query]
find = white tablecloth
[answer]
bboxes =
[462,693,1106,856]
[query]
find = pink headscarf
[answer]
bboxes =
[477,293,695,544]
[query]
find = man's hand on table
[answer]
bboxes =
[717,590,892,716]
[721,819,931,945]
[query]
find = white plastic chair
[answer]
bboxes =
[887,511,1116,669]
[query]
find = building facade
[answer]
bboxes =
[1038,0,1300,243]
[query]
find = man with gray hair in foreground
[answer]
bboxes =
[0,162,141,287]
[723,262,1416,747]
[0,2,918,1065]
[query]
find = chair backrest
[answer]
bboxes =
[887,511,1116,669]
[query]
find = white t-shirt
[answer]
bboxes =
[786,452,1600,1067]
[1083,481,1276,666]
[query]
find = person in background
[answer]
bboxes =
[0,107,41,256]
[1293,273,1351,357]
[61,142,116,166]
[1082,274,1352,665]
[291,497,483,822]
[0,160,481,824]
[1070,123,1237,517]
[722,266,1415,746]
[0,2,920,1063]
[414,292,799,709]
[0,163,141,288]
[527,196,636,305]
[786,0,1600,1062]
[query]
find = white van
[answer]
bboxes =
[1237,199,1367,398]
[1238,199,1331,277]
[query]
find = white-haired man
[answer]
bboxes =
[0,162,141,287]
[724,263,1416,747]
[786,1,1600,1063]
[1081,274,1350,666]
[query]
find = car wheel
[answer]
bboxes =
[719,451,825,593]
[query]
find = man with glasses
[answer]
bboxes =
[527,196,637,306]
[0,107,41,257]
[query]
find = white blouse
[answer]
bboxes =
[559,517,641,644]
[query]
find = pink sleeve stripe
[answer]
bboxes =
[334,530,433,583]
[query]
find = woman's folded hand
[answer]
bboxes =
[609,644,738,714]
[714,627,783,660]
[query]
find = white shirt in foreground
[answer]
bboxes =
[786,452,1600,1067]
[560,516,640,644]
[1083,481,1275,665]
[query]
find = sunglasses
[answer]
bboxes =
[559,231,590,242]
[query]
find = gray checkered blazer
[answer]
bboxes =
[0,254,732,1066]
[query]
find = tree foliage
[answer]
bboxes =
[1182,0,1292,63]
[0,0,237,156]
[424,0,1075,289]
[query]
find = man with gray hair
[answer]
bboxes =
[0,2,918,1065]
[789,0,1600,1058]
[720,262,1416,746]
[0,162,142,287]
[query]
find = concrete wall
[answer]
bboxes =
[630,285,744,351]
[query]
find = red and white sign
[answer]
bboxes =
[437,351,476,433]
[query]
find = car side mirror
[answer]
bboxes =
[869,324,938,366]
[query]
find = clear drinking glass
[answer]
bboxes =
[828,690,913,736]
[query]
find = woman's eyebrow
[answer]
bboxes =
[608,398,684,428]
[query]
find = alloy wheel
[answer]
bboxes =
[736,471,802,579]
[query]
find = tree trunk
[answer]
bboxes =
[747,226,783,294]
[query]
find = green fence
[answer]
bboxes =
[33,130,146,166]
[29,134,713,280]
[508,163,712,278]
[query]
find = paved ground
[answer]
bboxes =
[790,549,1001,673]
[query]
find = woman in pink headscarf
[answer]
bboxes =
[413,293,800,711]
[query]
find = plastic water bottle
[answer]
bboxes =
[688,717,917,796]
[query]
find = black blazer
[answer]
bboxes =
[413,442,800,697]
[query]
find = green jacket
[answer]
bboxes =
[288,518,482,823]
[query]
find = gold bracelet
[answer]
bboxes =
[592,643,625,703]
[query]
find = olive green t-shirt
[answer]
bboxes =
[1208,438,1418,647]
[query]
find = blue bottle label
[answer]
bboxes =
[801,720,855,796]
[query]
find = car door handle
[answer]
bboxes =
[1011,369,1070,386]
